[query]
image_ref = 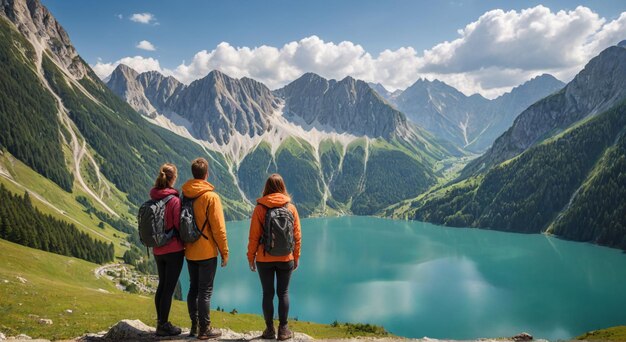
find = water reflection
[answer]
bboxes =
[179,216,626,340]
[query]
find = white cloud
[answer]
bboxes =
[130,13,156,24]
[116,14,123,20]
[136,40,156,51]
[94,6,626,98]
[92,56,162,79]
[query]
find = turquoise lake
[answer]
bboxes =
[179,216,626,340]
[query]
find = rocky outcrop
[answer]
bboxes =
[276,73,411,139]
[106,65,157,117]
[167,70,279,144]
[0,0,88,79]
[463,43,626,177]
[136,71,184,113]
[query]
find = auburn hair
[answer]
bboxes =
[154,163,177,189]
[191,157,209,179]
[262,173,290,197]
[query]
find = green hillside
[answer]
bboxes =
[0,17,73,191]
[41,55,249,220]
[395,100,626,249]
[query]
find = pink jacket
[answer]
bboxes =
[150,187,184,256]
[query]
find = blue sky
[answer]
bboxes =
[42,0,626,97]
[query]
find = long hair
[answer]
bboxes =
[154,163,177,189]
[262,173,290,197]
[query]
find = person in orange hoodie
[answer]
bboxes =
[181,158,229,340]
[247,173,302,341]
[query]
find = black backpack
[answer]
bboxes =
[179,194,210,243]
[260,203,295,256]
[137,195,176,248]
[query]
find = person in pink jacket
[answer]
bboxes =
[150,163,184,336]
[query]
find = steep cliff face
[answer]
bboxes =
[276,73,411,139]
[136,71,184,113]
[167,70,279,144]
[464,45,626,177]
[107,64,157,117]
[0,0,88,79]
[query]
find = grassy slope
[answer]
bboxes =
[0,152,130,257]
[578,326,626,341]
[0,238,383,340]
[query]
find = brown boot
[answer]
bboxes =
[197,325,222,340]
[261,322,276,339]
[277,324,292,341]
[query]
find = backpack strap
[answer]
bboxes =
[160,194,176,231]
[198,204,210,241]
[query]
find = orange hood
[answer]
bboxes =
[257,192,291,208]
[181,179,215,199]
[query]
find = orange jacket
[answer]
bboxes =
[247,193,301,263]
[181,179,229,261]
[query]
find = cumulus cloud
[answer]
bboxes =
[92,56,162,79]
[130,13,156,24]
[94,6,626,98]
[136,40,156,51]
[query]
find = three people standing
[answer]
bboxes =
[148,158,300,340]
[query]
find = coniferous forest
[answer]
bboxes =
[0,184,114,264]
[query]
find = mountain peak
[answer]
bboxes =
[1,0,88,79]
[618,39,626,48]
[111,64,139,78]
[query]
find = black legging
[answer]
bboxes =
[154,251,184,323]
[257,261,294,326]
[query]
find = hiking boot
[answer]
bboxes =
[156,321,182,336]
[197,325,222,340]
[261,323,276,339]
[188,320,198,337]
[277,324,293,341]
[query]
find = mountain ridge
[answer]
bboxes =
[385,74,565,152]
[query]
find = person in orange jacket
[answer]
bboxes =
[181,158,229,340]
[247,173,302,340]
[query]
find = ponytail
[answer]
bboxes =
[154,163,177,189]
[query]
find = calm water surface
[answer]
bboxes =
[179,216,626,340]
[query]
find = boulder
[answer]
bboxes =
[102,320,154,340]
[512,332,533,341]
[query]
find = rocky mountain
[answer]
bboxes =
[389,42,626,249]
[276,73,411,139]
[107,64,157,117]
[105,65,462,216]
[367,82,400,103]
[0,0,250,223]
[463,45,626,177]
[167,70,278,145]
[380,75,564,152]
[108,67,278,145]
[136,70,184,114]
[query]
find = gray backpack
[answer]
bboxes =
[137,195,175,247]
[260,203,295,256]
[179,194,210,243]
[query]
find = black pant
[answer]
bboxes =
[257,261,294,326]
[154,251,184,323]
[187,257,218,327]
